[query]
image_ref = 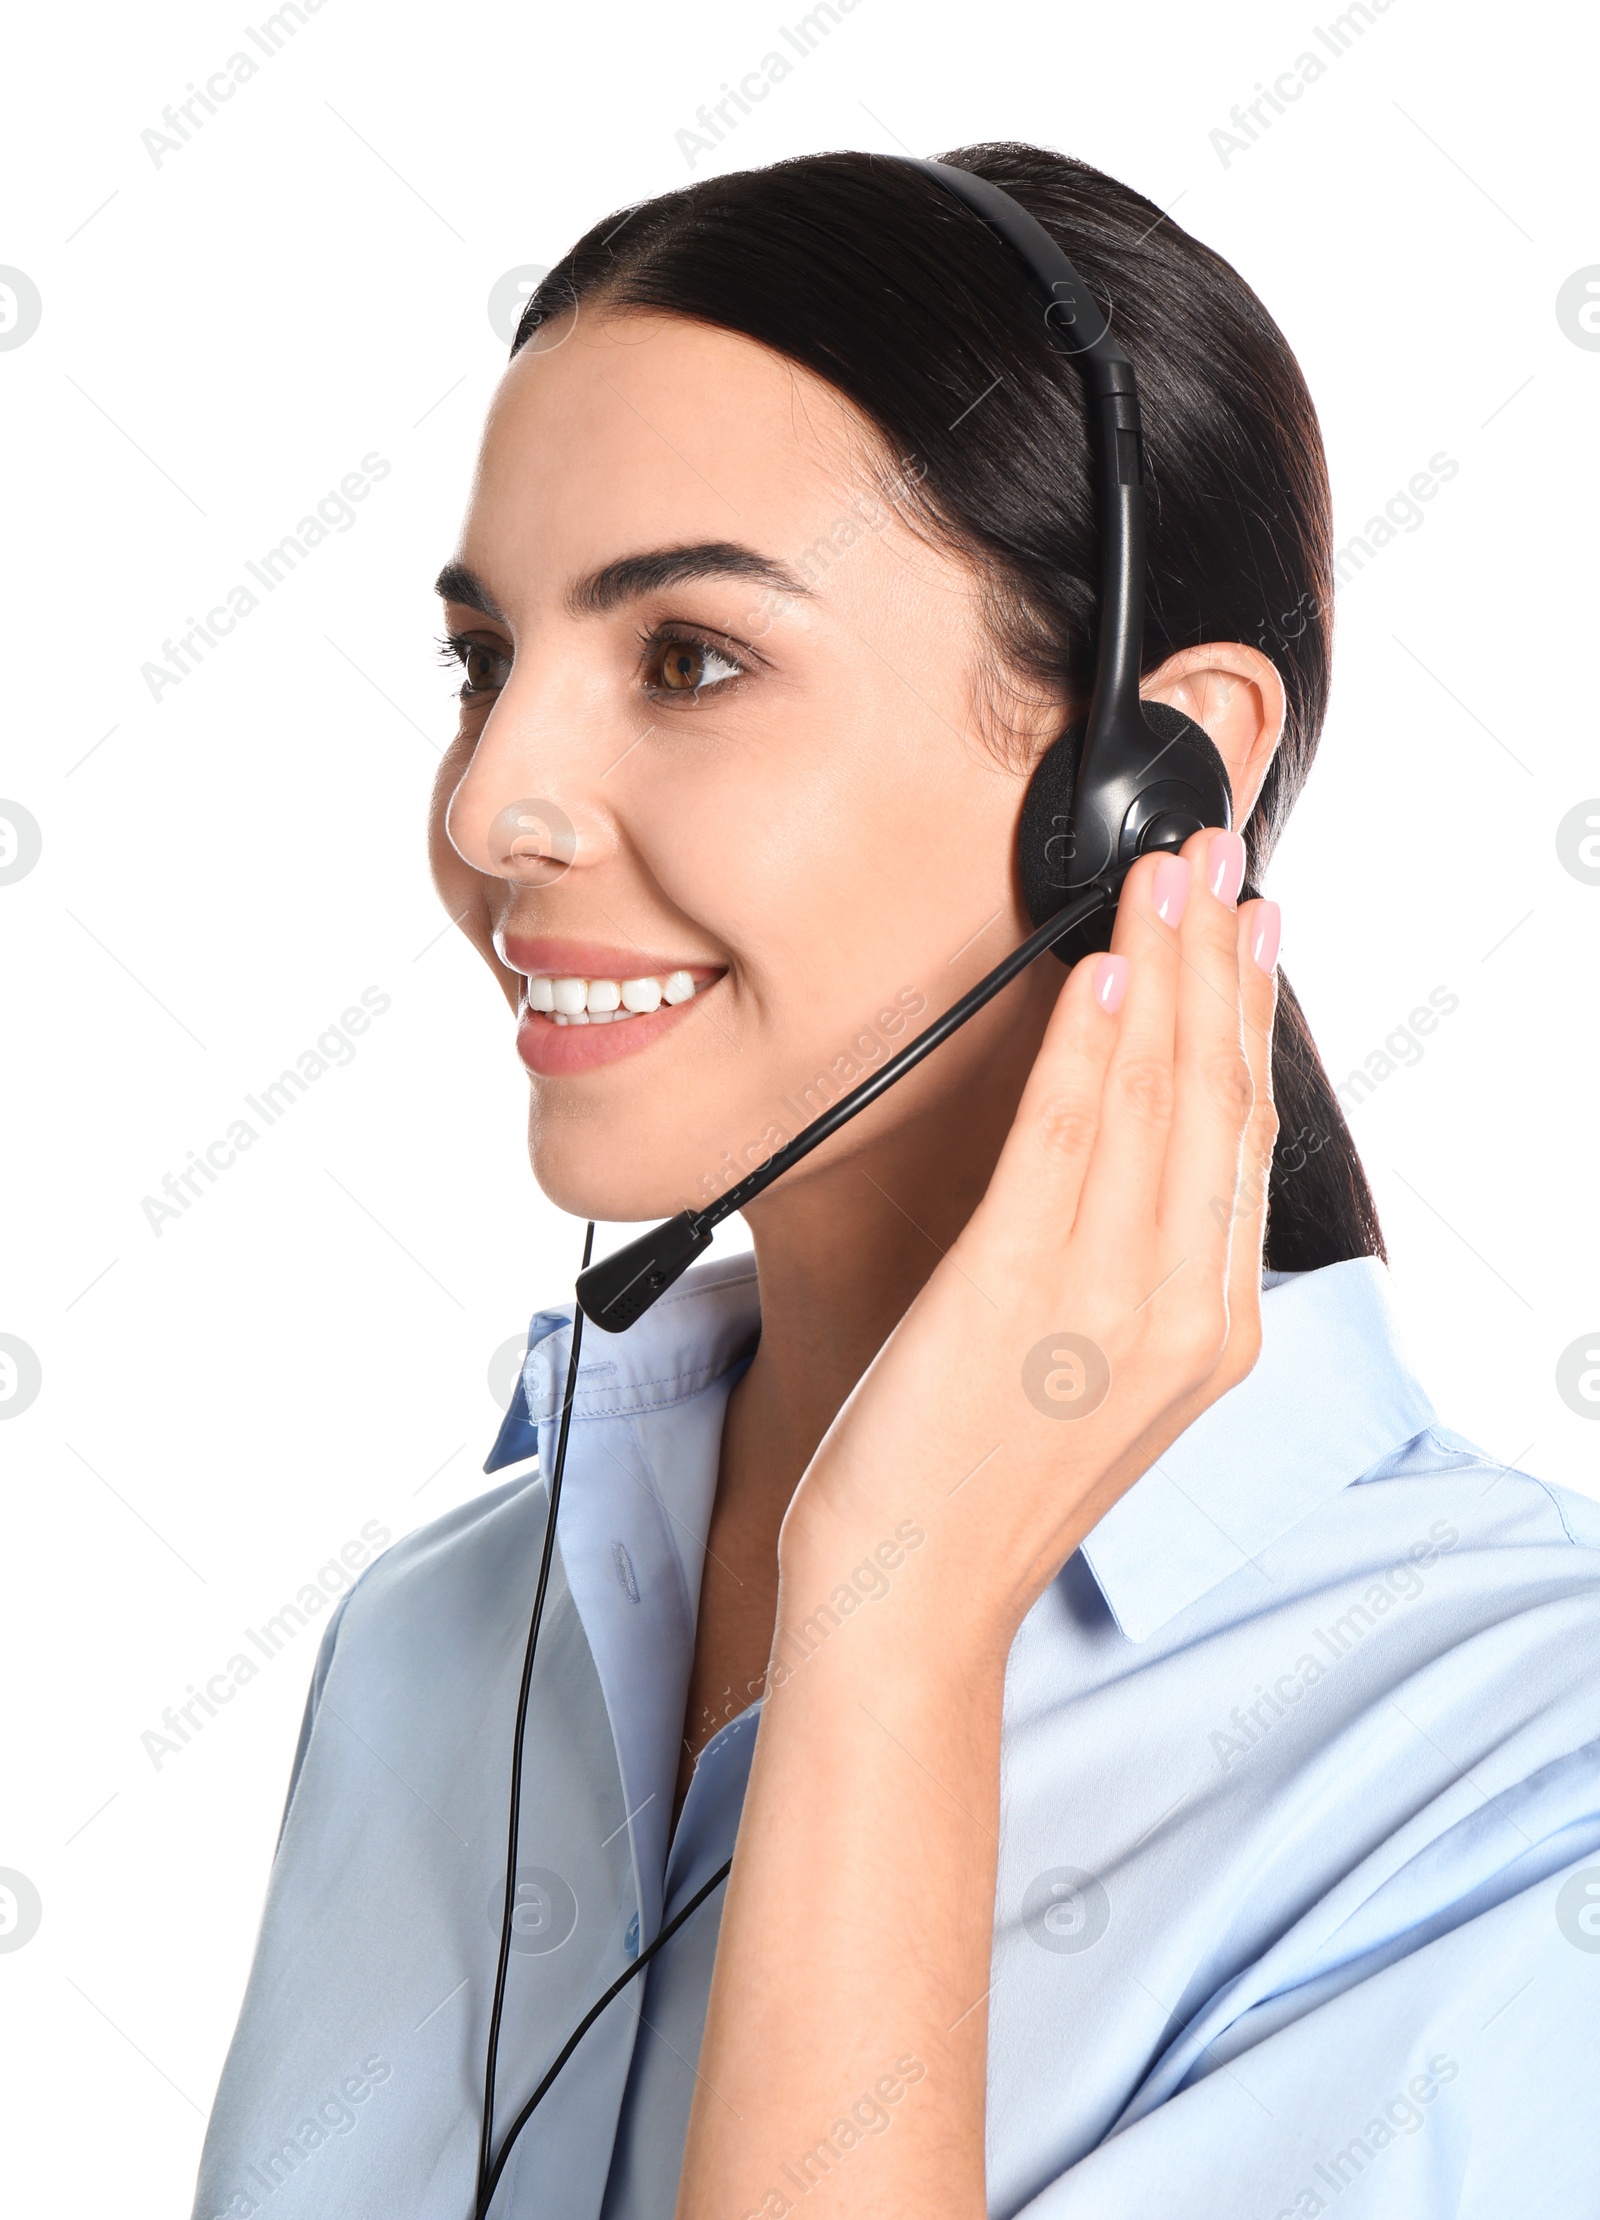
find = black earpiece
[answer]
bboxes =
[1019,700,1233,966]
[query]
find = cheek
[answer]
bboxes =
[666,751,936,1046]
[660,687,1017,1002]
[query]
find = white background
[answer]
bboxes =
[1,0,1596,2211]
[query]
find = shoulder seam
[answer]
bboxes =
[1525,1474,1584,1548]
[1420,1428,1585,1548]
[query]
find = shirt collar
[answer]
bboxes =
[1079,1256,1437,1641]
[484,1249,1435,1647]
[482,1252,762,1474]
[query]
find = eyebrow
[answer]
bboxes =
[434,561,508,621]
[568,542,811,614]
[434,542,811,624]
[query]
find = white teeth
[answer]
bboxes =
[525,967,707,1020]
[523,963,705,1021]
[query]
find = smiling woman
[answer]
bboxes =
[189,144,1600,2220]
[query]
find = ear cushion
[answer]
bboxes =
[1018,700,1229,963]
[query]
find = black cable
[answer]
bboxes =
[476,1220,595,2215]
[476,1855,734,2217]
[468,880,1126,2209]
[471,878,1121,2204]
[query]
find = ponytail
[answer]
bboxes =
[1265,971,1385,1270]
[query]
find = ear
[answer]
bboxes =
[1140,642,1286,829]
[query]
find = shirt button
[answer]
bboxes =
[624,1911,640,1959]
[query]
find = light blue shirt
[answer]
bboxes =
[192,1255,1600,2220]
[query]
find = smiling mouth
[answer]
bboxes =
[520,966,709,1026]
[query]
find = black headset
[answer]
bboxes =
[472,156,1233,2218]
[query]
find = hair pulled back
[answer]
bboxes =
[515,142,1383,1270]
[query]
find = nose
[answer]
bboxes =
[479,795,580,888]
[443,675,611,889]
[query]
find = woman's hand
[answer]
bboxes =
[780,822,1280,1661]
[677,826,1280,2220]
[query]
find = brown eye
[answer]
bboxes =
[463,643,506,693]
[644,633,745,698]
[657,640,706,691]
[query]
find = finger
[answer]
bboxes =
[1158,893,1281,1441]
[979,943,1129,1245]
[1069,843,1187,1283]
[1221,897,1281,1345]
[1155,827,1258,1280]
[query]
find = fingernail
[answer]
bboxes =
[1152,855,1190,927]
[1207,830,1247,908]
[1250,900,1282,975]
[1093,954,1130,1014]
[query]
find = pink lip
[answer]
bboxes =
[502,935,727,1079]
[514,994,710,1076]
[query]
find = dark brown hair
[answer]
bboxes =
[514,142,1383,1271]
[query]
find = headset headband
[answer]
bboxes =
[905,160,1221,916]
[904,157,1147,756]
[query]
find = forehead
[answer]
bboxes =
[461,312,881,601]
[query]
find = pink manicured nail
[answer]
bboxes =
[1152,855,1190,927]
[1093,954,1129,1014]
[1208,830,1247,907]
[1250,900,1282,975]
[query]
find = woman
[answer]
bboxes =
[192,145,1600,2219]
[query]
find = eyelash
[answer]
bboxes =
[434,625,752,703]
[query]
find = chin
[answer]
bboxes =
[527,1071,798,1225]
[526,1130,704,1228]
